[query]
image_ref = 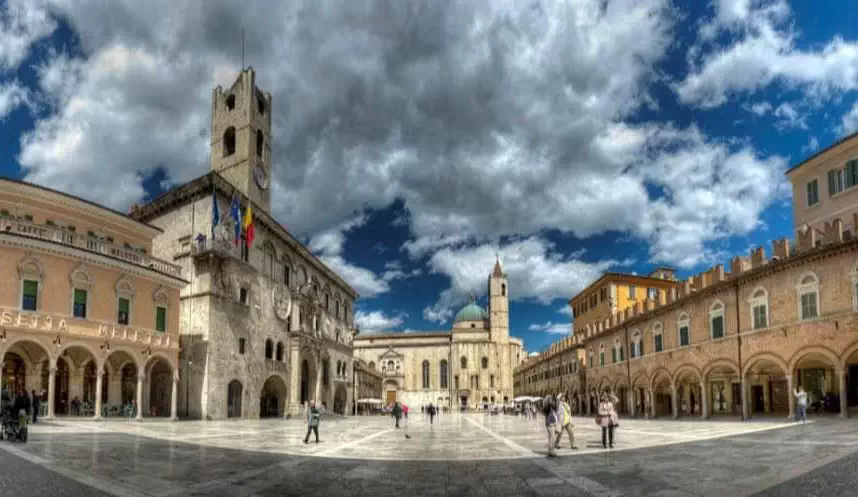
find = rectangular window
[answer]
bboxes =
[619,347,625,362]
[239,338,246,354]
[829,168,845,196]
[490,375,495,388]
[800,292,818,320]
[847,159,858,188]
[239,287,248,305]
[679,326,689,346]
[73,289,87,318]
[628,285,636,299]
[806,179,819,206]
[638,340,644,356]
[22,280,38,311]
[284,267,291,287]
[711,316,724,339]
[753,304,767,329]
[612,348,617,363]
[118,298,130,325]
[599,352,605,366]
[655,335,663,352]
[155,306,167,332]
[648,288,658,300]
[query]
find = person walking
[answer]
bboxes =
[303,401,321,444]
[542,395,559,457]
[427,403,436,425]
[31,390,40,424]
[392,401,403,428]
[597,390,619,449]
[554,394,577,450]
[794,386,808,424]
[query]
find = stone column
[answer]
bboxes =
[648,389,656,419]
[838,369,849,419]
[135,373,144,420]
[94,368,103,419]
[786,374,795,421]
[170,376,179,420]
[671,384,679,419]
[628,389,636,418]
[314,356,322,403]
[741,377,750,420]
[700,380,709,420]
[47,367,56,419]
[762,379,771,413]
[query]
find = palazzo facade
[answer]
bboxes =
[0,178,185,419]
[131,68,358,420]
[516,132,858,420]
[353,261,524,409]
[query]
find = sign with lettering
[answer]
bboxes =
[1,310,68,333]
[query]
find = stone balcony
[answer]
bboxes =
[0,218,182,278]
[265,359,288,374]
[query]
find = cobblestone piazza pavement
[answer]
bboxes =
[4,413,858,497]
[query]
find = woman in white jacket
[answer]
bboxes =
[597,390,619,449]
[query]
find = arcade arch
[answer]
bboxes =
[260,375,288,418]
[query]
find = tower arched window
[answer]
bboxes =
[223,127,236,157]
[275,342,284,361]
[440,360,448,389]
[422,360,430,389]
[501,284,506,296]
[256,129,263,157]
[258,95,266,115]
[264,339,273,359]
[460,356,467,369]
[225,94,235,110]
[481,357,488,369]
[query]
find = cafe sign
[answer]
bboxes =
[0,308,173,348]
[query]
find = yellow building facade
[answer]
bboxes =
[0,178,186,419]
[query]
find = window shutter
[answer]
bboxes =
[74,289,87,304]
[118,298,130,314]
[23,280,38,296]
[829,169,837,195]
[156,307,167,332]
[849,160,858,188]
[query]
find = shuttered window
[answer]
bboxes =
[73,289,87,318]
[22,280,38,311]
[155,307,167,332]
[118,298,130,325]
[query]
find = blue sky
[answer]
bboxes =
[2,0,858,354]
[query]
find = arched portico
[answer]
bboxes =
[143,354,177,419]
[743,353,790,419]
[790,347,843,418]
[650,369,671,418]
[261,375,288,418]
[631,373,648,418]
[672,365,702,418]
[0,338,52,413]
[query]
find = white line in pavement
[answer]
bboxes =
[0,444,50,464]
[316,427,396,457]
[460,415,536,457]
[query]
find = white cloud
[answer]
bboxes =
[802,136,820,154]
[678,0,858,108]
[355,310,406,331]
[0,80,30,119]
[744,101,773,116]
[0,0,56,71]
[773,102,808,130]
[556,306,573,316]
[840,102,858,135]
[422,237,616,323]
[528,321,571,335]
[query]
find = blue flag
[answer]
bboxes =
[211,187,219,240]
[230,193,241,246]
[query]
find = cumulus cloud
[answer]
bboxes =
[0,80,30,119]
[556,306,573,316]
[423,237,615,323]
[0,0,56,71]
[773,102,808,130]
[802,136,820,154]
[840,102,858,135]
[678,0,858,108]
[528,321,571,335]
[743,101,773,116]
[355,310,406,331]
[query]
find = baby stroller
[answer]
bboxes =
[0,406,29,443]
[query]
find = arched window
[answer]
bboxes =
[481,357,488,369]
[225,94,235,110]
[599,344,605,366]
[678,313,690,346]
[709,300,725,339]
[369,361,376,370]
[283,264,291,287]
[653,322,664,352]
[323,359,330,386]
[223,127,236,157]
[461,356,467,369]
[265,339,273,359]
[422,360,430,389]
[256,129,264,157]
[501,284,506,296]
[749,287,769,329]
[612,337,624,363]
[387,360,394,371]
[275,342,284,361]
[258,95,266,115]
[631,330,643,358]
[440,360,448,389]
[18,255,44,311]
[335,300,340,318]
[325,293,330,309]
[797,272,820,320]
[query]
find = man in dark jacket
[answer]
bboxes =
[31,390,40,424]
[427,403,436,425]
[392,402,403,428]
[13,391,31,419]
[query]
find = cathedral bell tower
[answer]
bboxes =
[488,256,509,343]
[210,67,273,213]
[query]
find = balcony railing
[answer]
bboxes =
[265,359,288,373]
[382,370,403,378]
[0,218,182,278]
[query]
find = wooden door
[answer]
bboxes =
[386,390,396,405]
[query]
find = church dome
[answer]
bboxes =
[453,295,488,323]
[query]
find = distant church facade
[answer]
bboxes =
[353,260,524,408]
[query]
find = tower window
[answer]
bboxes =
[501,283,506,296]
[256,130,263,157]
[258,96,266,115]
[226,94,235,110]
[223,127,236,157]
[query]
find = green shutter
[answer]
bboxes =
[23,280,38,297]
[118,298,130,314]
[74,289,87,304]
[848,160,858,188]
[829,170,837,195]
[156,307,167,332]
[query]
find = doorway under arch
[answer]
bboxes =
[147,358,173,417]
[227,380,243,418]
[260,376,287,418]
